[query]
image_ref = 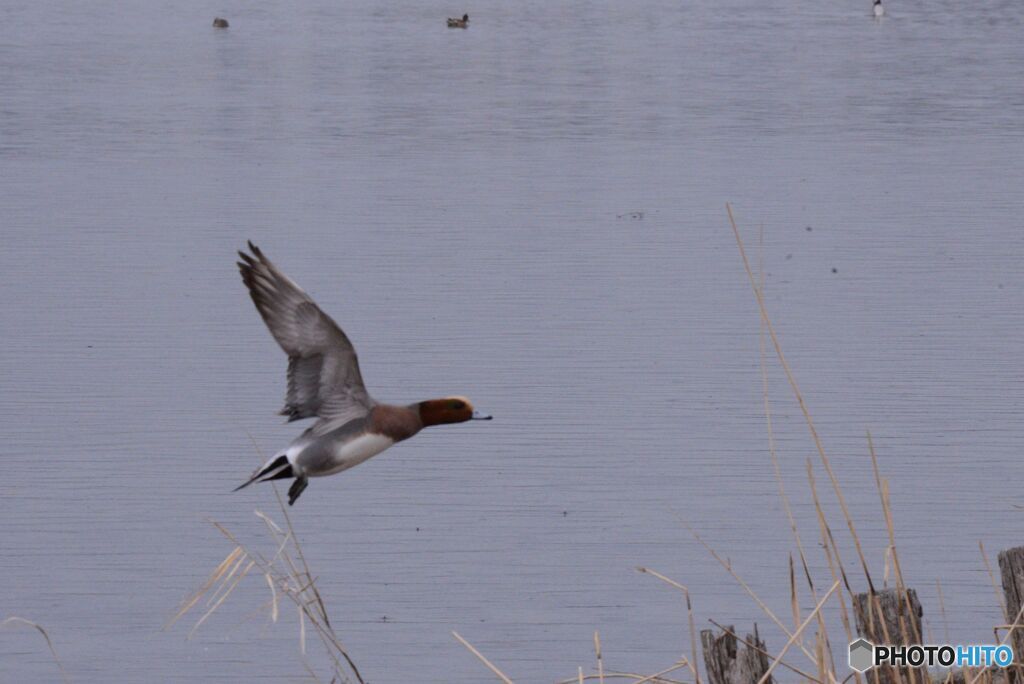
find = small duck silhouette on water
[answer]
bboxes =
[447,13,469,28]
[212,17,229,28]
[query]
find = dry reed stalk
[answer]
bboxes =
[452,631,515,684]
[866,591,908,684]
[817,612,838,680]
[936,579,951,645]
[789,555,801,636]
[168,494,364,684]
[630,661,691,684]
[758,230,816,602]
[967,599,1024,684]
[807,461,861,684]
[239,440,365,683]
[595,631,606,684]
[300,659,324,683]
[727,204,875,593]
[868,434,924,653]
[756,253,838,682]
[681,525,820,665]
[189,559,256,639]
[634,567,702,683]
[1,616,71,684]
[980,541,1008,623]
[246,437,340,638]
[868,435,903,589]
[208,518,358,682]
[164,546,244,630]
[756,581,840,684]
[559,669,688,684]
[817,629,828,684]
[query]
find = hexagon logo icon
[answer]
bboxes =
[849,638,874,673]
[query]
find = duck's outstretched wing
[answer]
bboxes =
[237,241,374,430]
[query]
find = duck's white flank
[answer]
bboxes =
[320,433,395,477]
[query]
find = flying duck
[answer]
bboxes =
[234,242,492,505]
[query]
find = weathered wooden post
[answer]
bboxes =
[997,546,1024,684]
[852,587,925,684]
[700,624,772,684]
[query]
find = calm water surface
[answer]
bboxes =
[2,0,1023,681]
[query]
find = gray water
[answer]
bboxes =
[3,0,1023,681]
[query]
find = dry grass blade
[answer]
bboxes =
[203,551,248,609]
[789,555,800,633]
[189,560,256,639]
[452,631,515,684]
[594,631,605,684]
[255,508,285,535]
[727,203,875,592]
[169,489,363,684]
[936,579,950,645]
[868,434,902,588]
[559,670,687,684]
[758,244,816,600]
[636,566,688,593]
[301,659,325,683]
[979,541,1007,622]
[266,572,279,623]
[866,592,907,684]
[270,488,365,682]
[165,546,245,630]
[807,459,860,684]
[684,583,701,684]
[630,661,690,684]
[635,567,701,683]
[678,525,819,665]
[967,598,1024,684]
[2,616,71,684]
[756,581,840,684]
[758,273,837,681]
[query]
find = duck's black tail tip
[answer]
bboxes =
[233,454,293,492]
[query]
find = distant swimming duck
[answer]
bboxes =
[233,242,492,505]
[212,17,229,28]
[873,0,884,17]
[447,13,469,28]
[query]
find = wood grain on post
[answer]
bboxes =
[700,624,772,684]
[852,587,925,684]
[998,546,1024,684]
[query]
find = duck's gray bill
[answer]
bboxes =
[471,410,493,420]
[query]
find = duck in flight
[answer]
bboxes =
[234,242,492,505]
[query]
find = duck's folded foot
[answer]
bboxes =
[288,476,309,506]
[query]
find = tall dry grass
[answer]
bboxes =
[166,483,365,684]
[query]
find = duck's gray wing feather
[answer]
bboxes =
[238,241,374,429]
